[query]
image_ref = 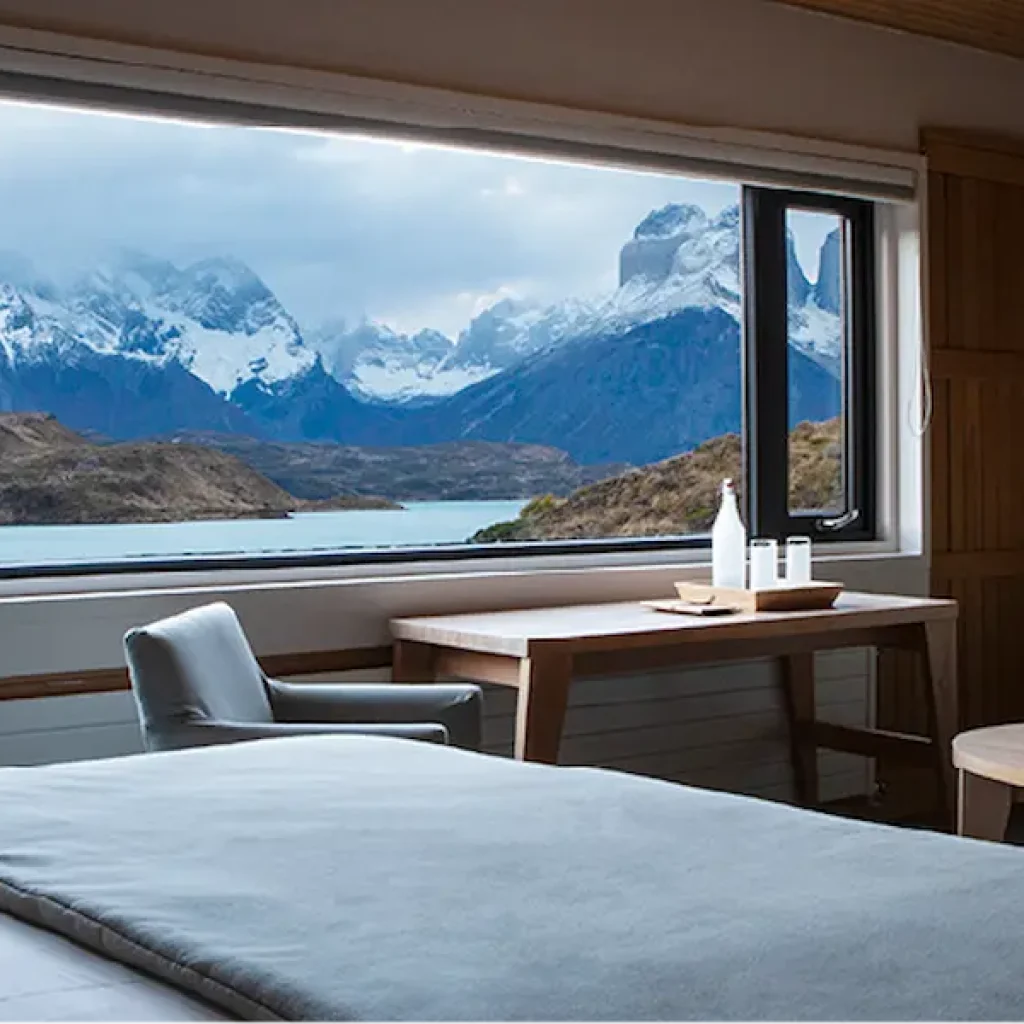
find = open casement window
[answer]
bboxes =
[743,187,877,543]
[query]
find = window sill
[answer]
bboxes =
[0,537,918,602]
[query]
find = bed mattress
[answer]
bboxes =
[0,736,1023,1020]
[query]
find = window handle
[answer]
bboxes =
[816,509,860,532]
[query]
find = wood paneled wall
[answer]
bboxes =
[927,130,1024,729]
[879,130,1024,811]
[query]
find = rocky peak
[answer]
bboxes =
[307,318,459,402]
[713,205,740,232]
[410,329,455,361]
[634,203,709,241]
[110,249,183,297]
[620,203,712,286]
[173,257,287,336]
[668,204,740,286]
[813,229,842,314]
[310,320,449,377]
[786,233,812,308]
[0,282,35,332]
[450,297,564,374]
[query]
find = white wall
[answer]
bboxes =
[0,0,1023,150]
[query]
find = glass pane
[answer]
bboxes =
[786,208,845,515]
[0,97,746,568]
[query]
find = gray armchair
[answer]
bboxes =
[124,601,482,753]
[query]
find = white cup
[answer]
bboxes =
[785,536,812,584]
[749,539,778,590]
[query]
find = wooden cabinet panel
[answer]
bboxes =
[880,138,1024,817]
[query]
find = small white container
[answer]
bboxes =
[785,536,813,584]
[749,539,778,590]
[711,479,747,589]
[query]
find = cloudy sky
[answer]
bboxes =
[0,98,833,339]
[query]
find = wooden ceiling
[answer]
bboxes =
[773,1,1024,60]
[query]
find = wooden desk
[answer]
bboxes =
[391,592,959,820]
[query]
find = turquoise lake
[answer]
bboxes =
[0,500,528,567]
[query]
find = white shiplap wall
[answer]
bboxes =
[0,651,872,805]
[0,691,143,766]
[480,650,871,803]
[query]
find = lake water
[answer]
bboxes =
[0,500,528,567]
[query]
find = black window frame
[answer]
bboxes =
[743,186,877,544]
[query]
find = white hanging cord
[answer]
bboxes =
[909,335,933,438]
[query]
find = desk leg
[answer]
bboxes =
[781,653,819,807]
[392,640,437,683]
[514,651,573,764]
[920,619,959,829]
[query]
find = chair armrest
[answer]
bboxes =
[266,680,483,751]
[147,719,447,752]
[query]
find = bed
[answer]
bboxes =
[1,735,1023,1021]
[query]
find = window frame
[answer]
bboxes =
[0,92,882,580]
[743,186,877,544]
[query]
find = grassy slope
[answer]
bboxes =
[474,418,842,542]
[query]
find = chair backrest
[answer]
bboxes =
[124,602,274,751]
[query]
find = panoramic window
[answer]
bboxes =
[0,97,876,573]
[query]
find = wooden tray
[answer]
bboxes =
[673,580,843,613]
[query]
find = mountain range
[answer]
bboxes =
[0,202,841,469]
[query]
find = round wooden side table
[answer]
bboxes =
[953,724,1024,841]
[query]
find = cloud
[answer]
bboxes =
[0,97,744,337]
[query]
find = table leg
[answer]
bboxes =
[958,769,1013,841]
[391,640,437,683]
[780,653,819,807]
[514,651,573,764]
[920,618,959,829]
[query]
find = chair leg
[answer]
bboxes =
[958,769,1013,842]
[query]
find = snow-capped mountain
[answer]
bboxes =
[317,202,841,402]
[69,252,316,396]
[438,295,598,379]
[0,250,317,400]
[307,320,483,402]
[0,251,383,444]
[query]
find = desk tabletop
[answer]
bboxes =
[390,591,957,658]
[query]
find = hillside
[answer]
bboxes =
[473,419,842,542]
[162,432,628,501]
[0,411,87,455]
[0,414,396,525]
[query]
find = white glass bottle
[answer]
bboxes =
[711,478,747,589]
